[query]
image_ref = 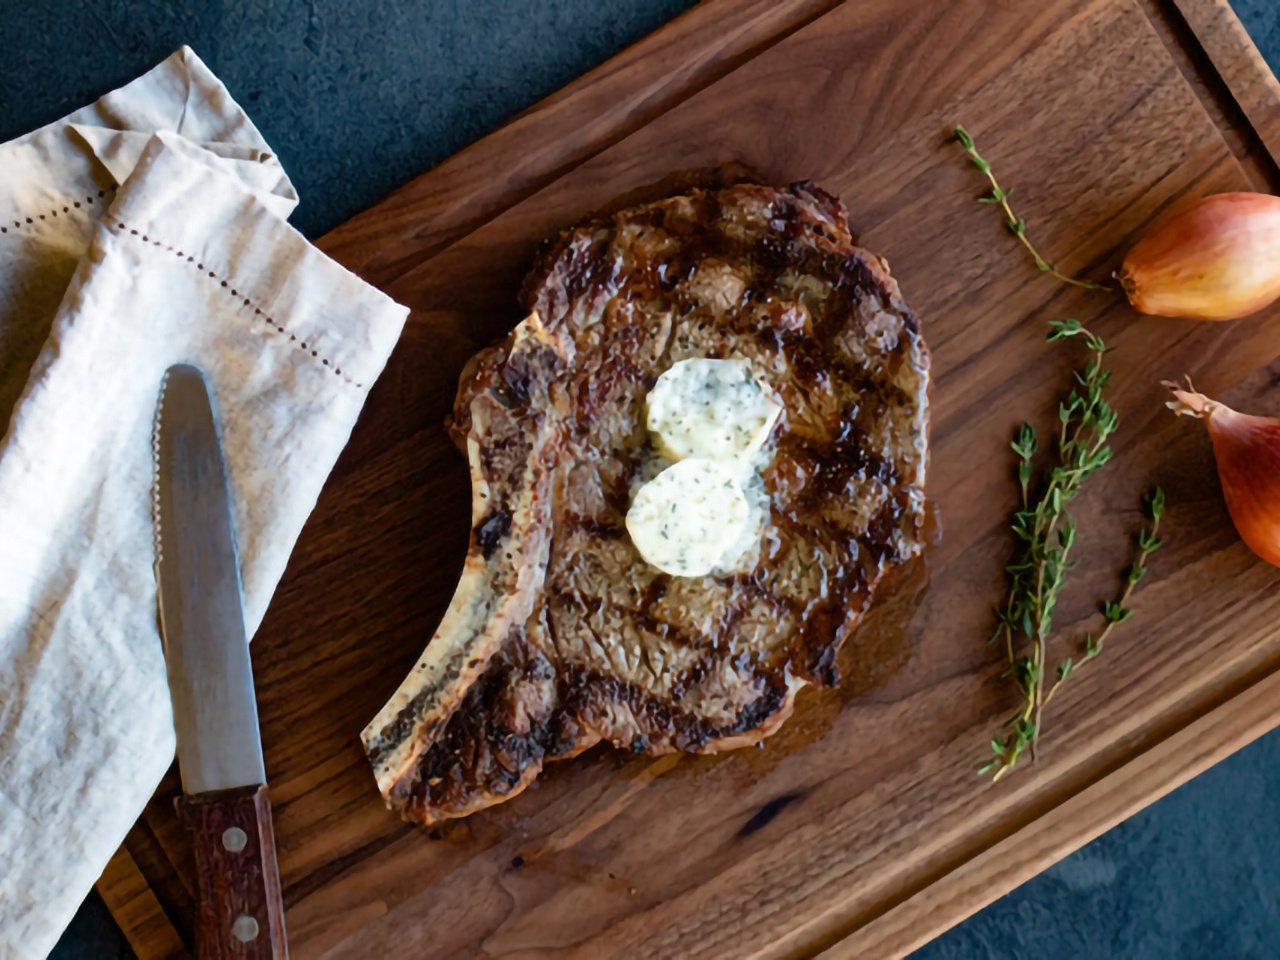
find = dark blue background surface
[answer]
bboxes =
[2,1,1277,957]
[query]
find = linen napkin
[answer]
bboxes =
[0,48,408,958]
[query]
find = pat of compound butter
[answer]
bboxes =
[625,458,750,577]
[646,358,782,461]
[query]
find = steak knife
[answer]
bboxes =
[154,364,289,959]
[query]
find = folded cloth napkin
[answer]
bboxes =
[0,48,408,958]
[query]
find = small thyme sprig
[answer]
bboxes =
[954,125,1112,293]
[1041,487,1164,712]
[980,320,1162,781]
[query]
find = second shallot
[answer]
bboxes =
[1166,380,1280,566]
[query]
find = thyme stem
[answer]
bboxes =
[954,124,1113,293]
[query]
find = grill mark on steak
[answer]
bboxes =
[363,182,930,824]
[409,655,796,818]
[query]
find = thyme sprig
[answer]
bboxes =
[1042,488,1164,713]
[980,319,1164,780]
[953,125,1112,293]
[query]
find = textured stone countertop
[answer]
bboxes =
[2,1,1278,957]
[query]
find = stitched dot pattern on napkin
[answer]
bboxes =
[107,220,365,388]
[1,190,111,233]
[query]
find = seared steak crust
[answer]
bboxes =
[363,183,930,823]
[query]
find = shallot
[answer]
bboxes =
[1121,193,1280,321]
[1166,380,1280,566]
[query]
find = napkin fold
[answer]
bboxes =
[0,49,408,959]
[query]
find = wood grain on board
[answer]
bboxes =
[98,0,1280,957]
[98,846,187,960]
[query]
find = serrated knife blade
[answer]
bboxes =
[155,364,288,959]
[155,363,265,795]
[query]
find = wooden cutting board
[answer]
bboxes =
[98,0,1280,956]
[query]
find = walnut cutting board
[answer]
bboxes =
[98,0,1280,957]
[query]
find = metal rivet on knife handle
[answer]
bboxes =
[222,826,248,852]
[231,914,260,943]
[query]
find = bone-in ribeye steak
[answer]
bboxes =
[362,182,930,824]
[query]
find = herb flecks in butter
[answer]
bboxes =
[627,358,783,577]
[625,459,750,577]
[646,358,782,462]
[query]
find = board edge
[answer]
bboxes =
[1168,0,1280,169]
[818,660,1280,957]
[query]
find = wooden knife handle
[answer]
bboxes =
[179,784,289,959]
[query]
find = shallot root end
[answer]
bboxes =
[1163,376,1216,419]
